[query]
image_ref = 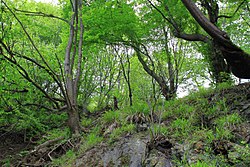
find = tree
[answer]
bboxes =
[147,0,233,83]
[63,0,84,134]
[181,0,250,79]
[0,0,84,134]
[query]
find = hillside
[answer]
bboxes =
[1,82,249,166]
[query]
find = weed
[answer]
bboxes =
[102,110,120,124]
[51,150,76,167]
[109,124,135,142]
[81,117,93,127]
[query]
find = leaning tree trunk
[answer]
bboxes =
[208,41,231,83]
[201,0,231,83]
[134,46,172,100]
[181,0,250,79]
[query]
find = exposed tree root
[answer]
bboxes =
[17,136,81,166]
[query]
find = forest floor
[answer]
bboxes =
[0,132,34,166]
[1,82,250,166]
[72,82,250,167]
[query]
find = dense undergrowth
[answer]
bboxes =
[1,82,250,166]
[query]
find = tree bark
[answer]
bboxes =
[67,107,81,134]
[113,96,119,110]
[181,0,250,79]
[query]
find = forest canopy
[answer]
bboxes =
[0,0,249,135]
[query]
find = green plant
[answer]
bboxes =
[109,124,135,142]
[2,157,11,167]
[81,117,93,127]
[190,160,216,167]
[228,141,250,166]
[171,118,193,138]
[150,124,169,136]
[215,113,242,128]
[102,110,120,124]
[51,150,76,167]
[86,133,103,147]
[215,127,232,140]
[214,113,242,140]
[129,101,150,115]
[38,128,70,144]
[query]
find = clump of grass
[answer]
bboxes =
[109,124,135,143]
[81,117,93,127]
[213,113,242,140]
[150,124,169,136]
[190,160,217,167]
[38,128,70,144]
[170,118,196,139]
[102,110,121,124]
[79,126,104,153]
[51,150,76,167]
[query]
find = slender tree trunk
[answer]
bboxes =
[113,96,119,110]
[117,47,133,106]
[163,28,176,97]
[64,0,84,134]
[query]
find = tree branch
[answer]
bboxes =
[2,1,63,92]
[0,41,60,108]
[217,0,246,20]
[148,0,210,43]
[181,0,232,46]
[14,8,70,25]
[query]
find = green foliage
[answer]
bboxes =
[1,0,249,165]
[86,132,103,148]
[79,126,104,152]
[228,141,250,166]
[38,128,70,144]
[129,101,150,115]
[51,150,76,167]
[190,160,216,167]
[215,113,242,128]
[102,110,121,124]
[109,124,135,142]
[171,118,194,138]
[214,113,242,140]
[150,124,169,136]
[81,117,93,128]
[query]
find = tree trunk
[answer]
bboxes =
[200,0,231,83]
[209,41,231,83]
[64,0,84,134]
[163,28,176,97]
[181,0,250,79]
[113,96,119,110]
[118,50,133,106]
[134,46,172,100]
[68,107,81,134]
